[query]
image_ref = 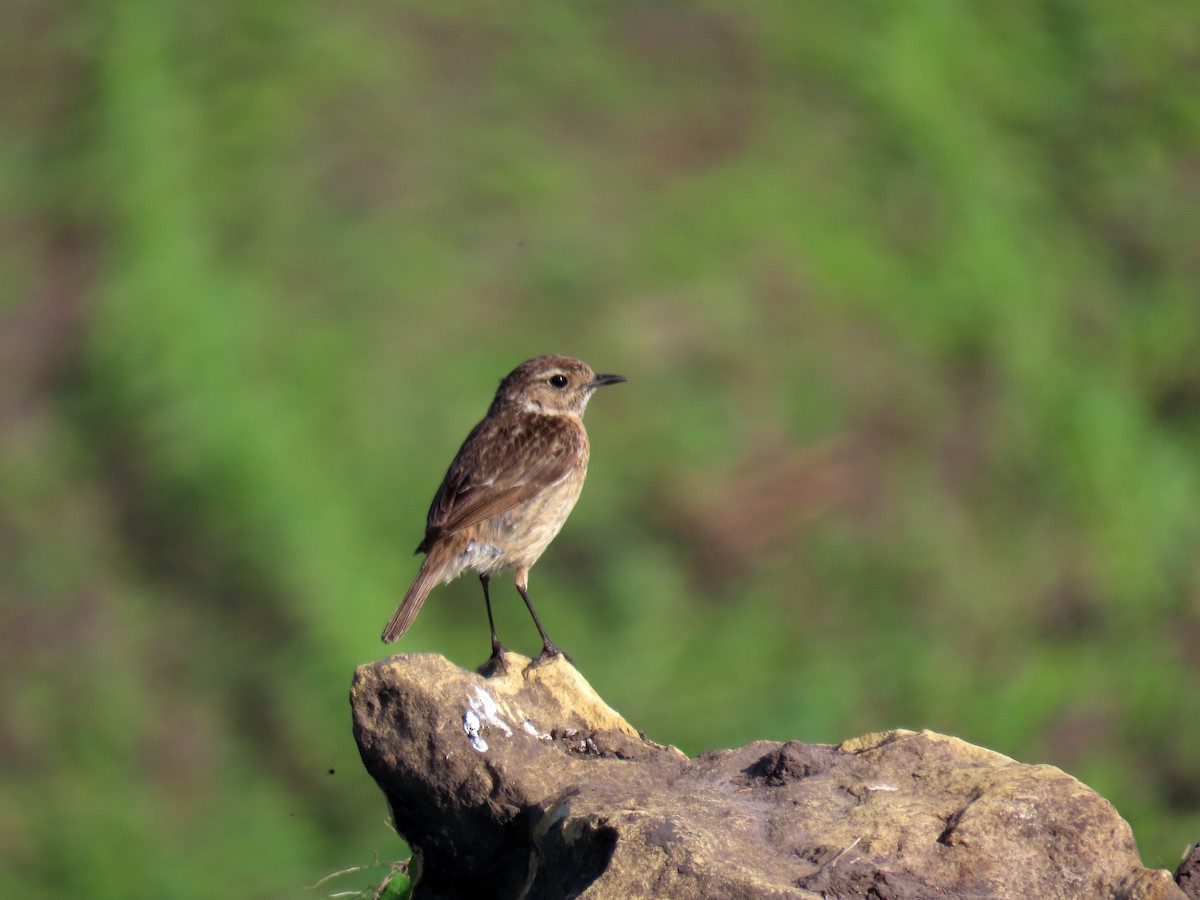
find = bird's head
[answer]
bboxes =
[492,355,626,417]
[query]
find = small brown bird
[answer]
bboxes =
[381,354,626,662]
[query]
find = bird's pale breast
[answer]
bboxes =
[467,462,588,574]
[436,411,592,584]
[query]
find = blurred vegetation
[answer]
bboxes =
[2,1,1198,896]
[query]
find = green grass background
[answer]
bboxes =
[2,1,1198,896]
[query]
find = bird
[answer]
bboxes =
[381,354,626,664]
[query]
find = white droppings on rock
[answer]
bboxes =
[463,707,487,752]
[469,684,514,738]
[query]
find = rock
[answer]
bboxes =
[351,652,1186,900]
[1177,843,1200,899]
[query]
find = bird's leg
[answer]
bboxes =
[480,573,507,663]
[515,568,573,666]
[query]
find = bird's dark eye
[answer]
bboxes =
[548,374,569,389]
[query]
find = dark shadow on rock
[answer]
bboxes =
[1177,843,1200,899]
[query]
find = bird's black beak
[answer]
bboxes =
[590,373,627,389]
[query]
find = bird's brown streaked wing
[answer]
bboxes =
[419,416,585,549]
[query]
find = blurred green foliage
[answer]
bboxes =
[2,1,1198,895]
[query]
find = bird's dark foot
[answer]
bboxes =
[477,641,511,677]
[531,643,575,668]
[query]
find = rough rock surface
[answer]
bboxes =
[351,652,1187,900]
[1177,843,1200,899]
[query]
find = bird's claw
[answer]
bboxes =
[531,644,575,668]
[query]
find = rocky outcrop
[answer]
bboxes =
[351,652,1189,899]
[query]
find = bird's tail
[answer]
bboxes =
[381,549,449,643]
